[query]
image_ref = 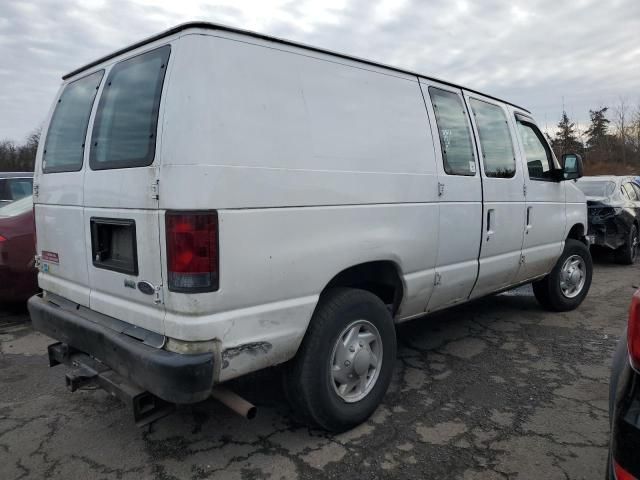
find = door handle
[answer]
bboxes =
[526,207,533,233]
[486,209,495,242]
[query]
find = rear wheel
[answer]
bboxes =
[533,239,593,312]
[284,288,396,432]
[615,224,639,265]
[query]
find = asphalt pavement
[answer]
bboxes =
[1,253,636,479]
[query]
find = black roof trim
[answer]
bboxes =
[63,22,530,113]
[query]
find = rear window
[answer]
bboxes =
[90,45,170,170]
[43,70,104,173]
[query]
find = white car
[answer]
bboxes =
[29,22,591,431]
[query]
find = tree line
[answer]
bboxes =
[0,130,40,172]
[1,99,639,174]
[549,99,640,175]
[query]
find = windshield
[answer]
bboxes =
[0,195,33,217]
[576,180,616,198]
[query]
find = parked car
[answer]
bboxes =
[576,176,640,264]
[0,172,33,206]
[28,22,592,431]
[608,289,640,479]
[0,195,37,302]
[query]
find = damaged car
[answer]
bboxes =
[577,176,640,264]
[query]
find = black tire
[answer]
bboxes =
[615,224,639,265]
[532,239,593,312]
[283,288,396,432]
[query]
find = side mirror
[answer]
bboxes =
[561,153,584,180]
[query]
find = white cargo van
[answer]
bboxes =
[29,22,591,431]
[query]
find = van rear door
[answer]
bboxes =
[82,45,171,334]
[35,70,104,307]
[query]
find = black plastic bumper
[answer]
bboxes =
[28,294,215,404]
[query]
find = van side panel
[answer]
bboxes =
[164,204,437,380]
[159,34,440,380]
[35,205,90,306]
[160,34,437,207]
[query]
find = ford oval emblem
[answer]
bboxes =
[137,281,155,295]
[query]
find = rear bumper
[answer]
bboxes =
[28,294,215,404]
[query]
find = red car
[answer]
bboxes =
[0,196,38,302]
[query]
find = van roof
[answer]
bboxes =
[63,21,530,113]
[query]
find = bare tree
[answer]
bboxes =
[632,102,640,159]
[0,129,40,172]
[613,97,629,164]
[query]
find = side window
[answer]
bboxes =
[428,87,476,176]
[623,183,638,201]
[469,99,516,178]
[90,45,171,170]
[516,118,554,180]
[43,70,104,173]
[621,187,630,200]
[8,179,33,200]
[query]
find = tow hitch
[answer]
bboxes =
[48,342,175,427]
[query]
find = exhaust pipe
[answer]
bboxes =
[211,387,257,419]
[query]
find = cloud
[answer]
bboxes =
[0,0,638,141]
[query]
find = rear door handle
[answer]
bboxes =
[486,209,495,242]
[526,206,533,233]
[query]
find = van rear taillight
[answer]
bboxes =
[628,289,640,371]
[166,211,218,293]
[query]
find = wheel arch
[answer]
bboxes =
[321,260,405,316]
[567,222,588,245]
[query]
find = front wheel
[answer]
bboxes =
[533,239,593,312]
[615,224,639,265]
[284,288,396,432]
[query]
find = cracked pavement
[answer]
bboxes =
[1,254,636,479]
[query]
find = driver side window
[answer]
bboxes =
[516,118,554,180]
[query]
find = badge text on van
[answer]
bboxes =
[41,251,59,264]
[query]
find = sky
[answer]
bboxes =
[1,0,639,143]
